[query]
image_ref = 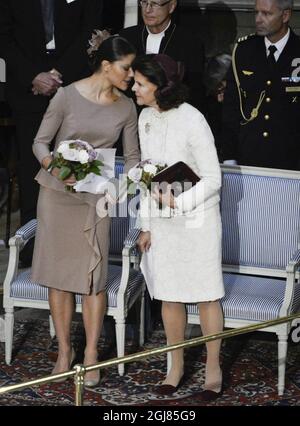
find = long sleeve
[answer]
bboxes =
[122,99,140,173]
[32,87,65,163]
[136,191,151,232]
[0,0,42,89]
[175,114,221,214]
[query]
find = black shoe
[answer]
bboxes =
[153,374,185,396]
[197,388,223,401]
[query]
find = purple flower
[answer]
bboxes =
[139,159,152,167]
[88,150,97,162]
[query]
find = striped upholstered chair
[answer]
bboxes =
[185,165,300,396]
[2,158,145,376]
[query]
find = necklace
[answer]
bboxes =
[142,23,177,54]
[144,110,169,164]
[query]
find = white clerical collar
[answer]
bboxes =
[146,20,171,54]
[265,27,290,61]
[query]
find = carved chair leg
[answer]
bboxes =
[277,332,288,396]
[115,318,126,376]
[5,307,14,365]
[139,289,145,347]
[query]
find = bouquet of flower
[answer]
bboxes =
[127,159,167,195]
[51,140,103,191]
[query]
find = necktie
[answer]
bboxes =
[267,45,277,69]
[40,0,54,44]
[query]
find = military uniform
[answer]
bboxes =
[222,30,300,170]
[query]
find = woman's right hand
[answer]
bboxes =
[42,156,75,186]
[138,231,151,252]
[50,167,76,186]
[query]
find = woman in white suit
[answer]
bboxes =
[132,54,224,400]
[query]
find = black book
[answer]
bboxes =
[152,161,200,185]
[151,161,200,195]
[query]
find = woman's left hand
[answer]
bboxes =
[151,184,175,209]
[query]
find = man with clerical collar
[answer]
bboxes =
[221,0,300,170]
[120,0,206,113]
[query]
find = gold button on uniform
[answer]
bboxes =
[264,115,270,120]
[266,97,271,103]
[263,132,269,138]
[266,80,272,86]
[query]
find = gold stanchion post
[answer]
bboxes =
[74,364,85,407]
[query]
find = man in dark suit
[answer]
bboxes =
[221,0,300,170]
[0,0,102,264]
[120,0,206,113]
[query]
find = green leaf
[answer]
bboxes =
[58,166,72,180]
[76,171,86,181]
[89,166,101,175]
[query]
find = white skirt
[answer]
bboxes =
[141,203,224,303]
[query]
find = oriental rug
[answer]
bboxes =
[0,318,299,406]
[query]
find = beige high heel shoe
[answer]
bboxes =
[84,369,100,388]
[51,347,76,383]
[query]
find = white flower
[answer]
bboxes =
[143,164,157,175]
[57,142,70,154]
[61,147,80,161]
[128,167,143,183]
[78,150,89,164]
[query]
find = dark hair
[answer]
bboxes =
[132,54,189,111]
[204,53,231,97]
[88,35,136,72]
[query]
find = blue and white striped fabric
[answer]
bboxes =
[186,272,300,321]
[221,173,300,270]
[109,159,138,255]
[75,264,144,307]
[10,268,48,301]
[124,228,141,248]
[109,216,130,255]
[15,219,37,241]
[115,158,124,179]
[10,265,144,308]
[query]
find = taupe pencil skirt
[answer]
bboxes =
[31,186,110,295]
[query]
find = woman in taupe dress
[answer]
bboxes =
[31,33,140,387]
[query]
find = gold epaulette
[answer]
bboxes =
[237,33,256,43]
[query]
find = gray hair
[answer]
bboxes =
[275,0,293,10]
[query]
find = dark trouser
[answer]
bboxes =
[14,111,45,264]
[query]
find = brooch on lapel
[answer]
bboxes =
[242,70,254,76]
[145,123,151,134]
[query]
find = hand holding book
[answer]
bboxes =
[151,161,200,188]
[151,162,200,208]
[128,160,200,209]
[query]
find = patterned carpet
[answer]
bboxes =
[0,318,300,406]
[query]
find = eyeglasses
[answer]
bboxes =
[139,0,172,10]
